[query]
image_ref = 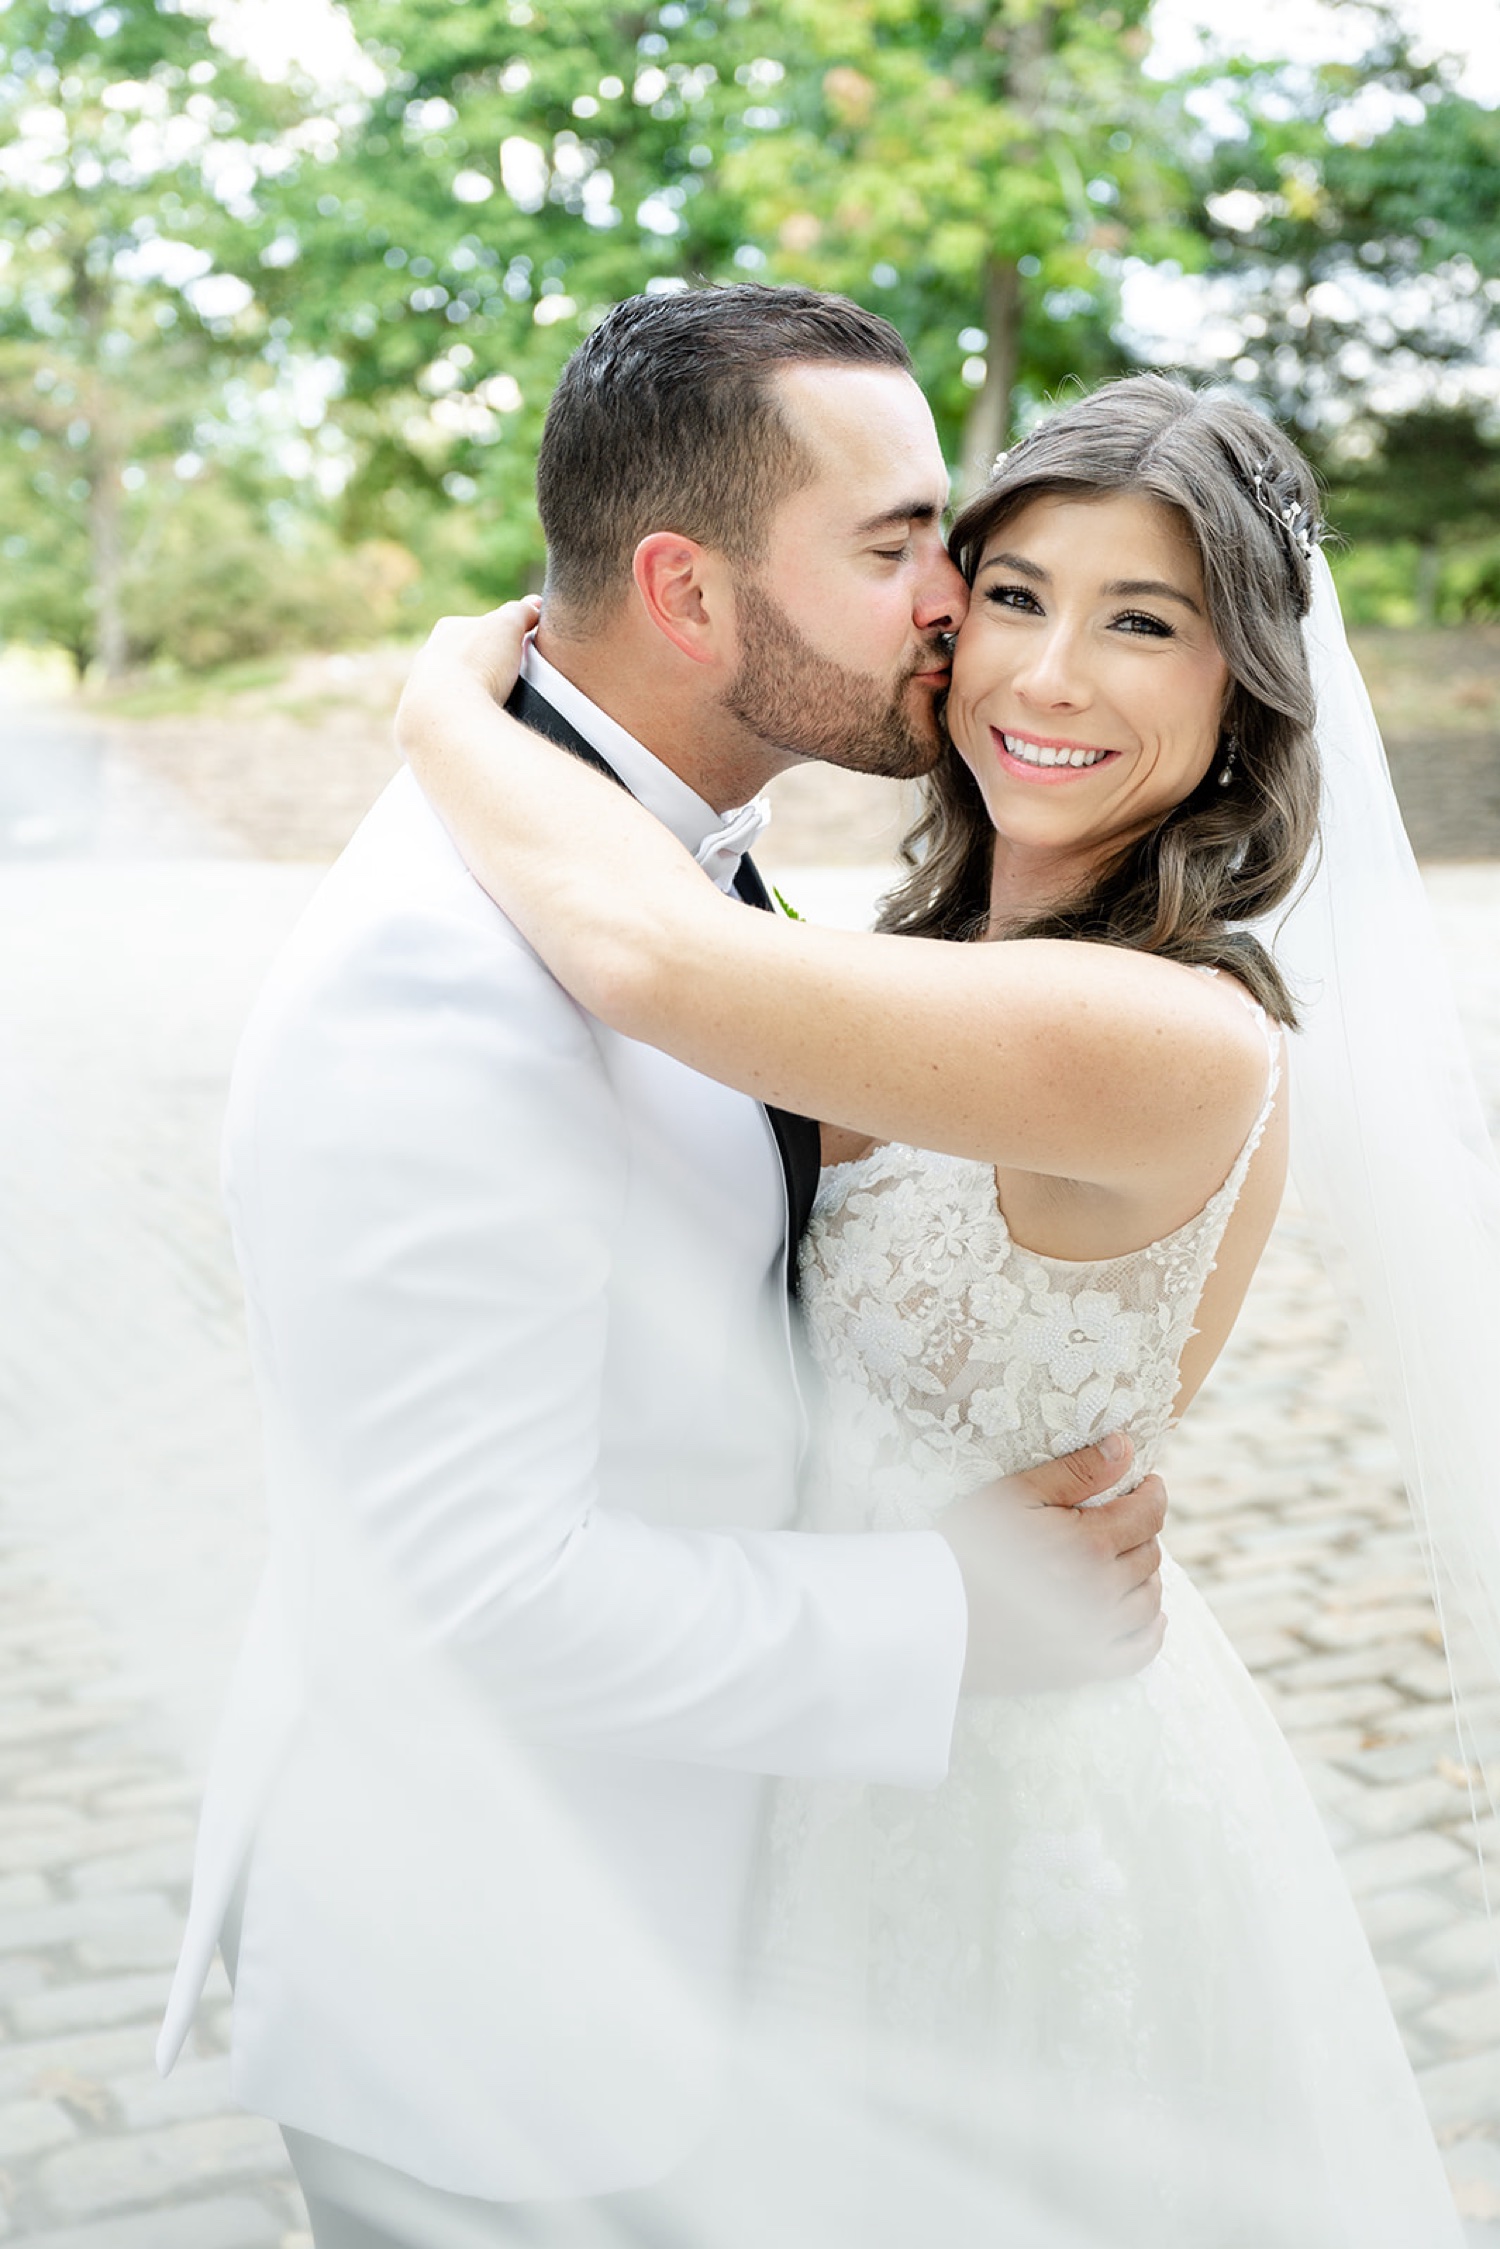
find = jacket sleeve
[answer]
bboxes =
[228,886,968,1789]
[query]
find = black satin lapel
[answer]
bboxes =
[734,853,823,1276]
[504,684,821,1285]
[504,676,630,789]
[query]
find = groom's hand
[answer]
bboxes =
[936,1433,1168,1694]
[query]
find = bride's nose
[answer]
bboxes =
[1012,623,1092,712]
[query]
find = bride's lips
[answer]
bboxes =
[990,725,1123,785]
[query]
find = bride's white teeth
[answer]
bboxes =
[1003,734,1109,770]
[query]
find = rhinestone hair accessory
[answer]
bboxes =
[1250,458,1320,564]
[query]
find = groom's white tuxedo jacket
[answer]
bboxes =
[159,650,967,2201]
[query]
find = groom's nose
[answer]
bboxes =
[914,548,969,635]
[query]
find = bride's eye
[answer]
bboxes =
[983,583,1043,613]
[1114,609,1174,639]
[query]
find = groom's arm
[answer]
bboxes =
[229,875,969,1787]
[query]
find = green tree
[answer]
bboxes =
[1185,47,1500,446]
[244,0,1204,595]
[717,0,1201,490]
[235,0,774,594]
[1325,405,1500,622]
[0,0,291,674]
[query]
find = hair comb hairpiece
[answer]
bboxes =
[1250,458,1321,563]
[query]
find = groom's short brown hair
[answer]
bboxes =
[535,284,912,625]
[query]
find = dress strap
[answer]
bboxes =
[1194,967,1282,1207]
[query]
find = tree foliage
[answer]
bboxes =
[0,0,306,670]
[1,0,1496,669]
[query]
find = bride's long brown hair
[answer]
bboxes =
[878,376,1323,1026]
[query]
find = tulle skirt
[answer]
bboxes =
[757,1555,1464,2248]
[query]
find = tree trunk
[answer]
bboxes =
[958,4,1050,500]
[959,257,1022,500]
[88,445,127,682]
[76,260,128,683]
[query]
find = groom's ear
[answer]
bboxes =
[632,533,734,667]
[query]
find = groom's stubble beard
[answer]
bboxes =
[723,577,949,780]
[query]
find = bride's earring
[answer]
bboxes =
[1217,731,1239,789]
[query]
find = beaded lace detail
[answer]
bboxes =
[797,1008,1281,1537]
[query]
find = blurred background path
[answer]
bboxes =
[2,667,1500,2241]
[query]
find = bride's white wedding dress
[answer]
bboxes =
[761,1022,1463,2245]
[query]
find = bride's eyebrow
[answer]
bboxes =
[977,551,1046,581]
[1103,577,1202,615]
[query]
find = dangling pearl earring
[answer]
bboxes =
[1217,731,1239,789]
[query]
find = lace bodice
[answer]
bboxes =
[798,1021,1279,1533]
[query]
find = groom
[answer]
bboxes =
[160,285,1168,2247]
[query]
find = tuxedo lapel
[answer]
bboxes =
[505,677,822,1284]
[504,675,630,785]
[732,853,824,1280]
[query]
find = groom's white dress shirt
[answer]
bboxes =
[158,647,968,2202]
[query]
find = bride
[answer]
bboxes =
[396,376,1468,2243]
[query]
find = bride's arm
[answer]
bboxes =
[398,601,1269,1208]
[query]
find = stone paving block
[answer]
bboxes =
[68,1837,195,1896]
[1379,1960,1438,2019]
[1334,1773,1474,1842]
[1449,2139,1500,2225]
[1204,1571,1313,1612]
[1458,1863,1498,1909]
[75,1921,185,1973]
[1286,1646,1439,1691]
[4,1814,192,1877]
[36,2113,289,2222]
[0,2028,158,2105]
[1374,1700,1477,1753]
[0,2096,76,2161]
[0,1706,132,1752]
[0,1956,49,2003]
[1423,1985,1500,2054]
[1266,1681,1404,1734]
[1340,1735,1470,1786]
[11,2195,282,2248]
[0,1895,174,1959]
[1279,1722,1368,1761]
[1397,1656,1465,1703]
[13,1767,166,1808]
[111,2055,234,2131]
[11,1972,173,2041]
[1422,2048,1500,2135]
[1305,1604,1445,1650]
[1217,1627,1305,1672]
[0,1872,54,1913]
[1417,1916,1500,1987]
[1340,1829,1473,1897]
[94,1777,199,1817]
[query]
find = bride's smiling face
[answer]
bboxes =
[945,489,1233,889]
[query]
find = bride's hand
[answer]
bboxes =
[396,594,543,762]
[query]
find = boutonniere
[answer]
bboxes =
[771,885,802,921]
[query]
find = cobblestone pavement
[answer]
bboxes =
[2,702,1500,2237]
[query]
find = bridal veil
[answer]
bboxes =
[1277,552,1500,1865]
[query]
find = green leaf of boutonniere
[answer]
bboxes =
[771,885,802,921]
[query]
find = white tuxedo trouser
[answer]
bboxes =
[222,1892,687,2249]
[287,2133,690,2249]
